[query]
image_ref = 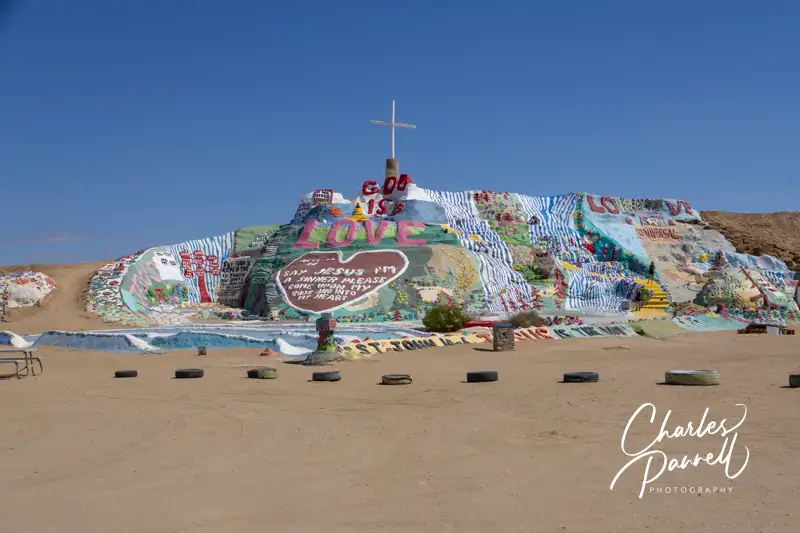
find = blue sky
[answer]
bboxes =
[2,1,799,265]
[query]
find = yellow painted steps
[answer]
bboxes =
[635,279,670,311]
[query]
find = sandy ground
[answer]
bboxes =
[1,331,798,533]
[1,261,119,334]
[0,261,265,334]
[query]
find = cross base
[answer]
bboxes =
[385,158,399,179]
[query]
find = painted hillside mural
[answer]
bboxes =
[85,173,798,326]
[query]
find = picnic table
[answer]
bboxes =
[0,347,42,378]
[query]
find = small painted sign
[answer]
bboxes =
[548,323,637,339]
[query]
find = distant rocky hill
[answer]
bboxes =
[701,211,800,270]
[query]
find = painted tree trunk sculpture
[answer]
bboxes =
[179,250,220,303]
[740,266,771,310]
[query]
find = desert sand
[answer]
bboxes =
[0,261,119,334]
[1,332,798,533]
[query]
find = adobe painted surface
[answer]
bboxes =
[82,173,798,327]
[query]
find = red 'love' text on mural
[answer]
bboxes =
[294,219,426,249]
[586,195,693,217]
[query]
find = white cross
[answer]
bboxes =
[370,100,415,159]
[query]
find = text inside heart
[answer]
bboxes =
[276,250,410,313]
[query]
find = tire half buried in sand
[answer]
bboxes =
[247,367,278,379]
[381,373,412,385]
[175,368,204,379]
[563,371,599,383]
[312,371,341,382]
[664,369,720,386]
[466,371,499,383]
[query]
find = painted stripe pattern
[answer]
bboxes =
[165,233,234,304]
[564,269,633,313]
[673,315,745,331]
[517,193,592,263]
[421,188,532,312]
[761,270,786,288]
[518,193,644,312]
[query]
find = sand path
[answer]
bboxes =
[1,261,118,335]
[1,332,798,532]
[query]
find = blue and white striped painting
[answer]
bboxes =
[517,193,594,265]
[564,268,635,313]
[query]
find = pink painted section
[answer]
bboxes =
[126,260,163,309]
[396,221,426,246]
[586,194,605,213]
[363,219,391,244]
[666,201,679,216]
[294,219,427,248]
[295,220,320,249]
[327,219,357,248]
